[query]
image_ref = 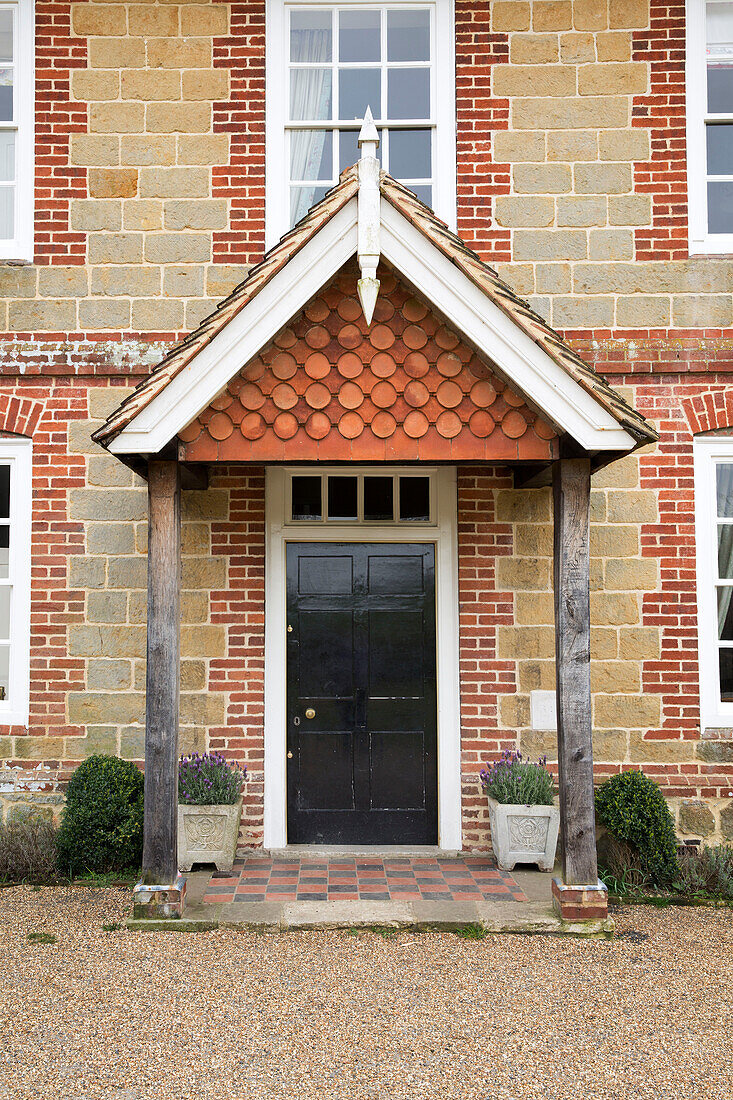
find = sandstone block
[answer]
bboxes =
[495,263,536,295]
[127,591,146,625]
[181,660,207,691]
[180,693,227,726]
[559,31,595,63]
[68,421,105,457]
[90,103,145,134]
[672,295,733,328]
[88,232,143,264]
[37,267,88,298]
[492,1,530,30]
[64,727,120,760]
[140,167,210,200]
[591,729,628,760]
[593,694,660,729]
[578,62,648,96]
[513,162,572,193]
[87,455,134,489]
[513,229,587,261]
[181,69,229,101]
[88,591,128,624]
[14,738,66,761]
[121,69,181,101]
[71,4,127,36]
[606,489,658,523]
[146,37,212,69]
[513,96,628,130]
[205,264,251,298]
[128,5,180,35]
[591,627,618,660]
[556,197,607,227]
[494,195,555,228]
[107,555,147,590]
[123,200,163,231]
[592,454,639,489]
[599,128,651,162]
[91,264,162,297]
[164,199,227,229]
[618,626,661,660]
[182,522,211,555]
[132,298,185,331]
[596,30,633,61]
[491,130,545,164]
[178,134,229,166]
[162,265,205,298]
[590,660,641,694]
[71,68,120,102]
[588,228,634,260]
[144,232,212,264]
[552,296,614,328]
[69,692,145,727]
[119,726,144,760]
[120,135,176,166]
[181,591,209,623]
[180,4,229,35]
[70,488,147,522]
[616,294,670,328]
[89,38,146,69]
[515,592,554,624]
[533,263,569,294]
[573,0,608,29]
[609,0,650,30]
[510,33,559,64]
[70,134,120,169]
[181,557,227,589]
[98,626,147,660]
[533,1,572,30]
[519,729,558,757]
[590,491,606,523]
[185,298,216,330]
[80,298,132,332]
[721,801,733,841]
[494,64,576,99]
[181,624,227,658]
[71,199,122,232]
[591,591,639,625]
[546,128,598,161]
[609,194,651,225]
[678,799,716,836]
[517,658,555,691]
[496,556,551,590]
[497,625,556,660]
[87,522,136,555]
[182,489,229,521]
[499,694,531,729]
[147,102,212,133]
[70,557,107,590]
[0,266,37,297]
[575,162,632,194]
[496,488,552,522]
[515,522,553,555]
[697,740,733,764]
[9,300,77,332]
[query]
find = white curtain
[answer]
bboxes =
[290,27,332,224]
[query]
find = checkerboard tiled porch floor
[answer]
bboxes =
[202,856,528,905]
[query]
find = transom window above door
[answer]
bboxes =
[265,0,456,245]
[290,471,432,523]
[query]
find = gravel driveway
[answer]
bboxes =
[1,885,731,1100]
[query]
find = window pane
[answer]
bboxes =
[388,9,430,62]
[290,129,332,181]
[708,179,733,232]
[0,68,12,122]
[339,9,381,62]
[0,131,14,182]
[707,123,733,174]
[720,647,733,701]
[290,68,332,120]
[388,128,431,178]
[388,68,430,119]
[292,476,322,521]
[707,2,733,111]
[339,128,382,171]
[290,9,332,63]
[290,184,329,224]
[328,476,358,520]
[364,477,393,521]
[0,465,8,519]
[0,10,12,64]
[718,587,733,639]
[0,585,9,640]
[399,477,430,521]
[716,464,733,516]
[719,524,733,577]
[0,525,7,580]
[410,183,432,207]
[339,68,380,120]
[0,643,8,701]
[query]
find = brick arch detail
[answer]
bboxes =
[0,395,45,438]
[681,390,733,436]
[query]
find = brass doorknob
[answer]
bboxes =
[287,751,293,759]
[305,708,316,719]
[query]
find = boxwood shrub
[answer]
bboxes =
[56,754,144,875]
[595,769,679,887]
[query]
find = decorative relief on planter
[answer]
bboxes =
[183,813,226,850]
[178,261,558,464]
[508,814,550,852]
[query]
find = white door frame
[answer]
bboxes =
[263,465,462,850]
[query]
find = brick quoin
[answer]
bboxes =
[34,0,88,265]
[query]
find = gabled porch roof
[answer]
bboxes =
[94,163,656,462]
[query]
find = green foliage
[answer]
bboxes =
[0,815,58,884]
[56,755,144,876]
[674,844,733,900]
[480,751,555,807]
[26,932,57,944]
[455,923,487,940]
[595,769,679,887]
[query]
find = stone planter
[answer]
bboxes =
[487,796,560,872]
[178,799,242,872]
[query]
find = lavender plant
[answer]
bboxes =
[178,752,246,806]
[480,750,554,807]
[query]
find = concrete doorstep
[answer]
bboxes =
[127,867,615,937]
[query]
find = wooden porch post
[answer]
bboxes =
[552,457,607,920]
[142,459,181,884]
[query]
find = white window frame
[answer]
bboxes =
[0,437,32,725]
[289,469,435,523]
[0,0,34,262]
[265,0,456,248]
[263,464,462,850]
[693,436,733,728]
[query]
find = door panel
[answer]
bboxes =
[286,542,437,845]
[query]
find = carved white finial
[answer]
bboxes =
[357,107,381,325]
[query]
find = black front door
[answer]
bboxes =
[286,543,438,845]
